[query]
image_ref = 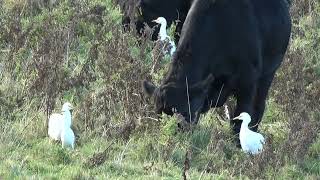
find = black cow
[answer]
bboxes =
[118,0,193,41]
[143,0,291,137]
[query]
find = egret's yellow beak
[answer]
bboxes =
[233,115,241,120]
[152,19,158,23]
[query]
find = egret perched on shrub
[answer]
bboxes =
[48,102,75,149]
[233,112,265,155]
[150,17,176,74]
[152,17,176,56]
[153,17,176,56]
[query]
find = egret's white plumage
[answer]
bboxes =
[233,112,265,155]
[48,113,64,140]
[61,126,75,149]
[61,102,73,128]
[153,17,176,56]
[48,102,73,142]
[60,102,75,149]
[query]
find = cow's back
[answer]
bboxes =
[252,0,291,74]
[175,0,262,74]
[174,0,291,77]
[166,0,291,107]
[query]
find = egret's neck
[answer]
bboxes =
[63,110,72,128]
[240,121,250,131]
[159,22,168,41]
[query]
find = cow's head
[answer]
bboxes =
[142,74,214,123]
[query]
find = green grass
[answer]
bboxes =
[0,125,226,179]
[0,103,319,179]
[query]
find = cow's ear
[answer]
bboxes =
[142,80,157,97]
[190,74,214,95]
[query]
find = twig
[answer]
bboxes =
[103,140,115,154]
[139,116,160,122]
[182,149,191,180]
[185,76,192,123]
[210,84,225,126]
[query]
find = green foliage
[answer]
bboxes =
[159,114,179,145]
[260,98,289,144]
[291,2,320,76]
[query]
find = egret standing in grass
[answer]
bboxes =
[233,112,265,154]
[48,102,75,149]
[61,124,75,149]
[60,103,75,149]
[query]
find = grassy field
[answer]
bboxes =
[0,0,319,179]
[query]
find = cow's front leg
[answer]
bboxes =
[231,80,256,146]
[251,72,276,132]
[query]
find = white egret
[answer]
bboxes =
[152,17,176,56]
[233,112,265,155]
[61,102,73,128]
[60,102,75,149]
[48,102,73,141]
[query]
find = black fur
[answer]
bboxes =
[118,0,193,42]
[143,0,291,135]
